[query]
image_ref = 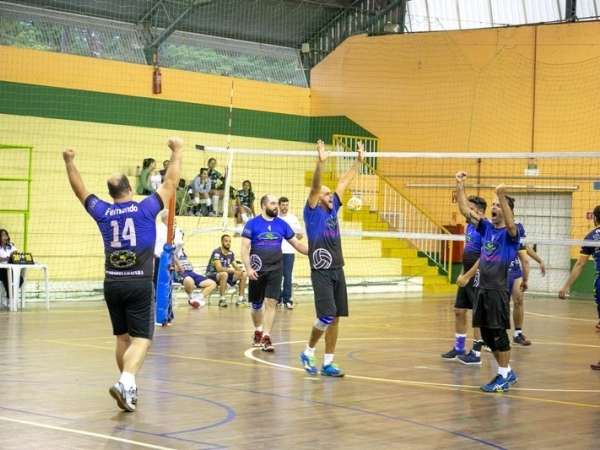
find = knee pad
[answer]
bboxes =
[314,316,334,331]
[480,327,496,352]
[493,329,511,352]
[251,302,263,314]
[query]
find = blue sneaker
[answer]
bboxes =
[299,352,317,375]
[480,374,510,392]
[457,350,481,365]
[440,348,465,360]
[321,362,345,377]
[506,370,518,385]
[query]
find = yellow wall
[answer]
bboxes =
[0,46,310,115]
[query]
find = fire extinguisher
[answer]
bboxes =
[152,53,162,94]
[153,67,162,94]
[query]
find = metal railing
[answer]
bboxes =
[331,135,453,281]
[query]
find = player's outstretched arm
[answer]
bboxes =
[335,141,365,200]
[287,236,308,256]
[63,148,92,206]
[455,171,479,226]
[308,139,327,209]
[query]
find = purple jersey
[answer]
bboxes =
[85,193,163,281]
[303,193,344,270]
[242,215,294,272]
[205,246,235,277]
[476,219,520,291]
[580,227,600,272]
[463,222,483,272]
[509,221,527,275]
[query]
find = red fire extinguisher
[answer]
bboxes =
[152,53,162,94]
[153,67,162,94]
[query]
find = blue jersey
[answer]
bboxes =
[463,222,483,272]
[85,193,163,281]
[580,227,600,272]
[205,246,235,277]
[508,221,527,275]
[242,215,294,272]
[304,193,344,270]
[476,219,520,291]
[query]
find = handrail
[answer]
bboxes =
[331,135,453,282]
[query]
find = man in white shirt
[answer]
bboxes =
[277,197,304,309]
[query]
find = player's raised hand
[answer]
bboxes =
[496,183,507,196]
[456,171,467,184]
[316,139,329,162]
[356,141,365,162]
[168,136,183,151]
[63,148,75,163]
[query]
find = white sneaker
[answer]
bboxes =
[108,382,136,412]
[188,297,206,308]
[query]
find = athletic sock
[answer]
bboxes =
[514,328,522,337]
[498,367,509,378]
[323,353,334,366]
[119,371,135,391]
[305,345,315,356]
[455,334,467,352]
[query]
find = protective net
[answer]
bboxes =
[3,3,600,301]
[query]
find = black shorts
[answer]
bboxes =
[472,288,510,330]
[454,280,477,309]
[310,268,349,318]
[104,279,155,340]
[248,268,283,304]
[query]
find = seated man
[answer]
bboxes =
[205,234,247,308]
[173,248,217,308]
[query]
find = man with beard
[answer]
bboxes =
[299,139,365,377]
[205,234,247,307]
[241,194,308,351]
[455,171,521,392]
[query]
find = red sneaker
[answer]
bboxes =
[260,335,275,352]
[252,330,262,347]
[595,322,600,331]
[591,361,600,370]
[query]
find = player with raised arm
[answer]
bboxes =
[63,136,182,412]
[299,139,364,377]
[456,171,521,392]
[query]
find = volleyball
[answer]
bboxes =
[347,197,363,212]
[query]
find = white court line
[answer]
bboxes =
[0,416,178,450]
[245,339,600,393]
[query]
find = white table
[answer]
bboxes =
[0,263,50,312]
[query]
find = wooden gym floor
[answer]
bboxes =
[1,291,600,449]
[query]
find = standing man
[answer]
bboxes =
[299,139,365,377]
[277,196,304,309]
[441,195,487,365]
[241,194,308,352]
[205,234,247,307]
[456,172,521,392]
[559,206,600,343]
[63,136,183,412]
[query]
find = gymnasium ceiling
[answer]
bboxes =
[1,0,391,50]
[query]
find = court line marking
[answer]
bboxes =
[0,416,178,449]
[244,339,600,401]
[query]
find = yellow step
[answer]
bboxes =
[402,266,440,276]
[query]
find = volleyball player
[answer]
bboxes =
[63,136,182,411]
